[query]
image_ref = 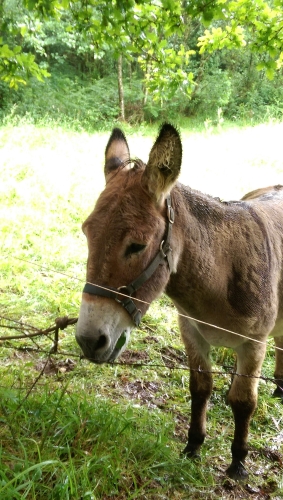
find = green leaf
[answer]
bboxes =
[115,332,127,350]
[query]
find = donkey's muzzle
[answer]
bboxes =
[75,332,109,363]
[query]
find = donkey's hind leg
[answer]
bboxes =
[227,340,266,481]
[273,335,283,399]
[179,317,213,458]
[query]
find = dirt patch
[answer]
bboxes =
[35,357,76,375]
[119,348,150,364]
[173,412,188,441]
[160,346,187,368]
[123,379,168,408]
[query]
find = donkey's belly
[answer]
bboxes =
[191,319,264,349]
[270,317,283,338]
[199,328,248,348]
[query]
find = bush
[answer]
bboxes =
[0,73,121,131]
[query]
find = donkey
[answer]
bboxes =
[76,124,283,481]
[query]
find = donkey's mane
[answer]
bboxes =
[105,157,145,184]
[117,157,145,172]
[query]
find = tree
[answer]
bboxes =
[117,55,125,121]
[57,0,283,83]
[66,0,194,99]
[2,0,283,98]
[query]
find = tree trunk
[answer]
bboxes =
[118,55,125,121]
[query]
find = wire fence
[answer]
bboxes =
[0,312,281,392]
[1,253,283,402]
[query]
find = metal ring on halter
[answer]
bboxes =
[159,240,166,258]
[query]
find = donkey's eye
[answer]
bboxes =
[125,243,146,257]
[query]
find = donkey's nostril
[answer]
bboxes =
[96,334,107,350]
[75,332,108,354]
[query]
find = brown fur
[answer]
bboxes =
[76,124,283,481]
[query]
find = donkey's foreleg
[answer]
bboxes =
[179,319,212,458]
[227,341,266,481]
[273,335,283,399]
[183,364,213,458]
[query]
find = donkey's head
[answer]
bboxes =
[76,124,182,363]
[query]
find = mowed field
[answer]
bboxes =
[0,120,283,499]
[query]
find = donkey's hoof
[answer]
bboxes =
[272,386,283,401]
[226,461,248,482]
[182,444,201,460]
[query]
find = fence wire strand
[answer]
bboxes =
[4,254,283,351]
[1,254,283,390]
[0,313,282,390]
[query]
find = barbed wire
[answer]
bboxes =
[0,313,282,391]
[1,253,283,395]
[3,254,283,352]
[0,314,77,351]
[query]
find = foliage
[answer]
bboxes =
[63,0,195,99]
[0,0,50,88]
[2,0,283,99]
[2,0,283,125]
[0,41,50,89]
[1,0,194,98]
[188,0,283,78]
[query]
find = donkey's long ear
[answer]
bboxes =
[104,128,130,181]
[141,123,182,204]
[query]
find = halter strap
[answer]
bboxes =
[82,195,174,326]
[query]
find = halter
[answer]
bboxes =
[82,196,175,327]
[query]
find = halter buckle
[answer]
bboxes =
[168,207,174,224]
[166,197,175,224]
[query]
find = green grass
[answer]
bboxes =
[0,118,283,499]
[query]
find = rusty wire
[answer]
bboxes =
[0,314,78,352]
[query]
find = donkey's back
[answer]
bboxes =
[241,184,283,201]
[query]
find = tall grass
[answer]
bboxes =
[0,118,283,499]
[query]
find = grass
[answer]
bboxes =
[0,117,283,499]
